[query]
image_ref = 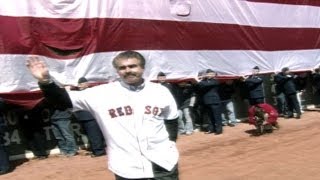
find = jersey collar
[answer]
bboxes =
[120,80,145,92]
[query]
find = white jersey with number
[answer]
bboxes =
[68,81,179,179]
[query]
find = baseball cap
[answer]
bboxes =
[157,72,166,77]
[253,66,260,70]
[78,77,88,84]
[206,69,215,73]
[281,67,289,72]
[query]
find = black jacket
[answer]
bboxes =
[274,73,297,95]
[245,76,264,99]
[294,76,307,92]
[312,73,320,92]
[197,78,220,105]
[218,83,235,101]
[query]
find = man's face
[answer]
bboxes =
[206,72,216,79]
[115,58,144,85]
[252,69,259,75]
[157,76,166,83]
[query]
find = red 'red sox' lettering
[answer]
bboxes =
[144,105,161,116]
[109,105,162,118]
[109,106,133,118]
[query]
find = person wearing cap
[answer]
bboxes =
[157,72,182,111]
[311,66,320,108]
[219,79,237,127]
[196,69,223,135]
[274,67,301,119]
[241,66,265,105]
[72,77,106,157]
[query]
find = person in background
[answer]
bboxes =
[177,81,196,135]
[219,79,237,127]
[19,101,48,159]
[311,67,320,108]
[294,72,308,113]
[241,66,265,106]
[157,72,184,134]
[196,69,223,135]
[157,72,179,98]
[72,77,106,157]
[0,98,10,175]
[271,73,287,117]
[248,103,279,135]
[274,67,301,119]
[49,107,78,157]
[193,70,210,132]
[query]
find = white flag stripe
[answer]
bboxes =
[0,0,320,28]
[1,49,319,92]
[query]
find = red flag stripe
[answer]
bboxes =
[246,0,320,7]
[1,16,320,59]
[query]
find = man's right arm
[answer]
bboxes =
[26,56,73,109]
[38,82,73,109]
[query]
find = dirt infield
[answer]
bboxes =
[2,111,320,180]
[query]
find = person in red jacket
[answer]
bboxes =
[248,103,280,135]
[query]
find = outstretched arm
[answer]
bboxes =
[26,56,73,109]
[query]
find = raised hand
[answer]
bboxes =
[26,56,50,82]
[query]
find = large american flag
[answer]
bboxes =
[0,0,320,107]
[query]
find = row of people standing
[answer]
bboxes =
[157,69,235,136]
[156,65,317,137]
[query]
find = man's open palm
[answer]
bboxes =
[26,56,50,81]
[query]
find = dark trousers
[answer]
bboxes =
[19,117,47,157]
[276,93,287,115]
[115,163,179,180]
[249,98,265,106]
[0,117,9,172]
[80,120,106,155]
[285,93,301,116]
[193,105,209,131]
[206,103,222,133]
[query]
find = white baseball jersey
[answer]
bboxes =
[68,81,179,179]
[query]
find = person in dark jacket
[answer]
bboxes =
[270,73,287,117]
[0,98,10,175]
[177,81,196,135]
[19,101,48,159]
[311,67,320,108]
[196,69,223,135]
[241,66,265,105]
[219,80,237,127]
[274,67,301,119]
[72,77,106,157]
[157,72,182,108]
[294,72,308,112]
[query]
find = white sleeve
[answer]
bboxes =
[68,90,91,112]
[161,87,179,120]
